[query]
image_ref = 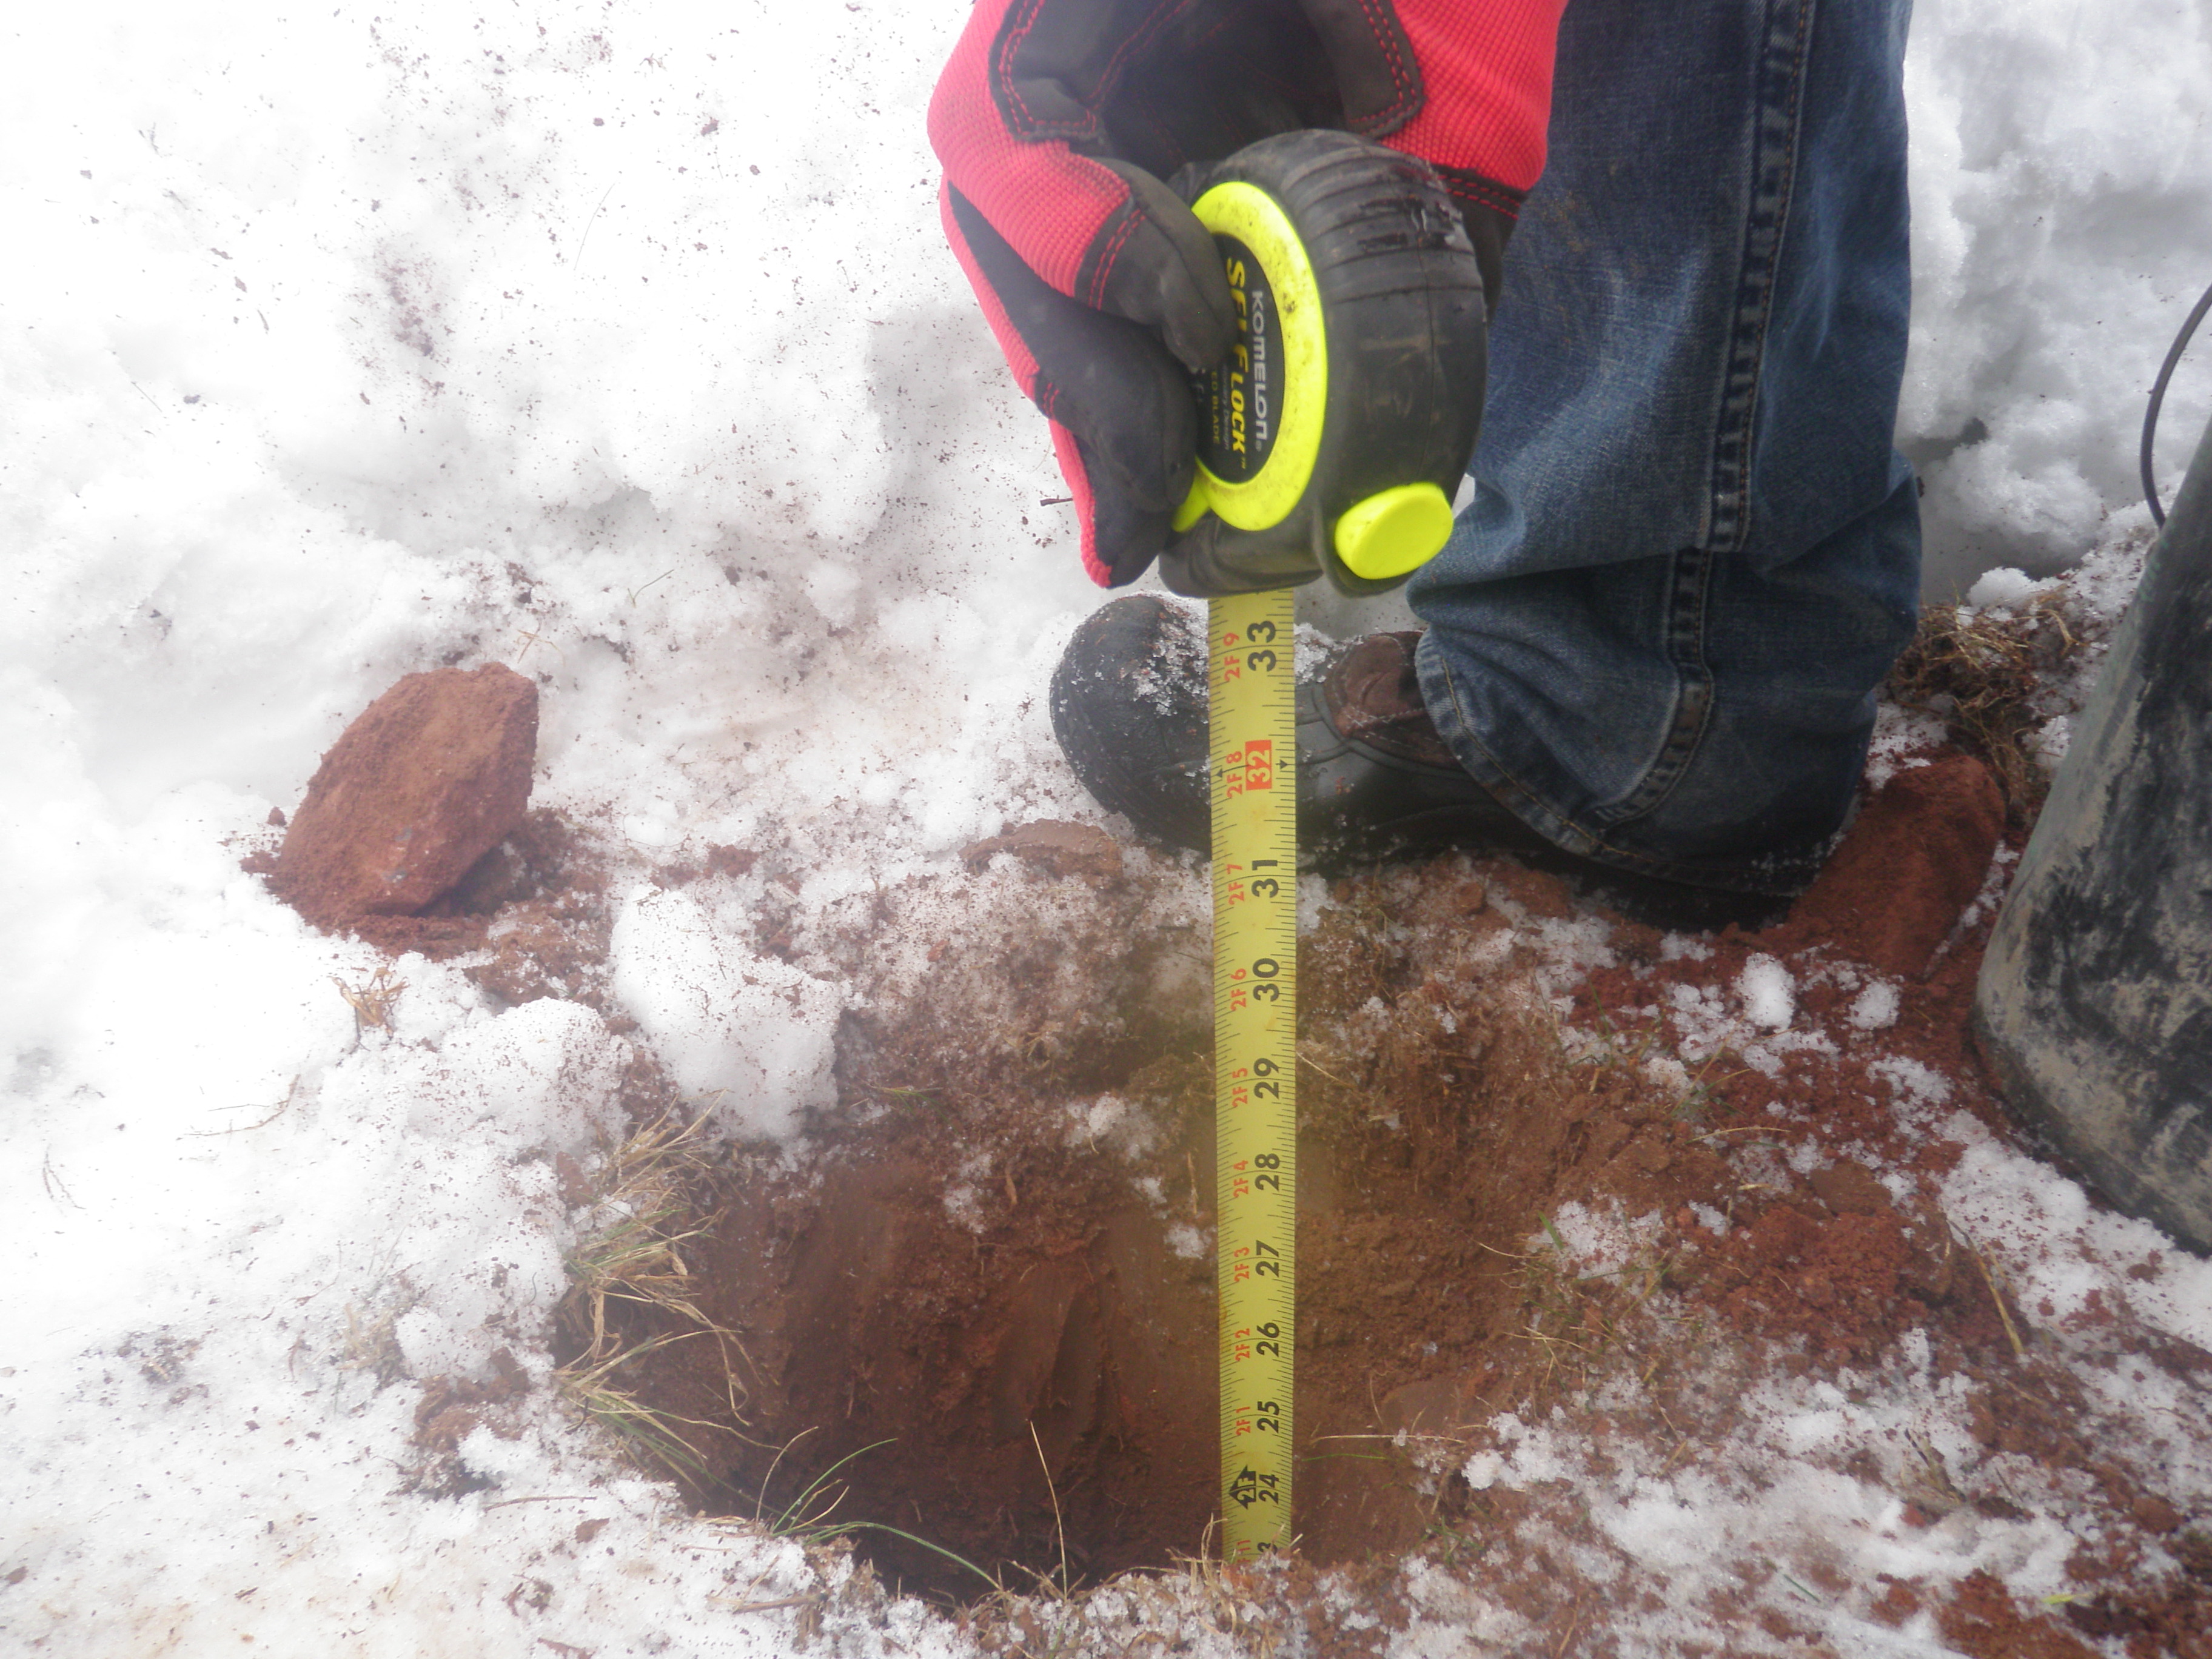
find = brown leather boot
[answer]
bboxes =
[1048,595,1542,869]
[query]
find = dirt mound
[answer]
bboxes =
[1770,750,2005,979]
[267,663,537,934]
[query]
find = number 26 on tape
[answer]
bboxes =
[1230,1321,1284,1364]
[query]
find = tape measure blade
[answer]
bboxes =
[1208,590,1298,1561]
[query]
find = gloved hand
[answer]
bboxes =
[929,0,1567,591]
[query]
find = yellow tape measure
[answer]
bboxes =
[1208,589,1298,1560]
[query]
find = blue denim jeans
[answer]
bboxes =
[1409,0,1920,895]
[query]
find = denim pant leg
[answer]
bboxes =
[1408,0,1922,896]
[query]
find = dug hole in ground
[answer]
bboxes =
[5,2,2212,1657]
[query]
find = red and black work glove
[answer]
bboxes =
[929,0,1566,590]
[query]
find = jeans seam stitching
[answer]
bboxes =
[1703,0,1815,554]
[1424,645,1679,873]
[1422,643,1803,894]
[1591,548,1718,828]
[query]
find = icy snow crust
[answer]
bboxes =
[3,0,2210,1654]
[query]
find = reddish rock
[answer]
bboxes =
[274,665,537,930]
[960,819,1124,882]
[1778,752,2003,980]
[1809,1159,1897,1217]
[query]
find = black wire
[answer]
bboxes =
[2141,279,2212,528]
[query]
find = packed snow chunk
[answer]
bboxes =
[1964,566,2043,611]
[431,994,630,1153]
[608,886,840,1139]
[1737,953,1796,1030]
[1848,979,1902,1031]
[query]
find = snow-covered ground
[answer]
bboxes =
[4,1,2211,1654]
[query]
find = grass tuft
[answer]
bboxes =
[555,1334,732,1482]
[1884,595,2078,819]
[1518,1221,1686,1396]
[332,965,407,1041]
[552,1111,749,1480]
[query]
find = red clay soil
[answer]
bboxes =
[607,909,1734,1597]
[266,663,537,933]
[246,626,2200,1647]
[582,840,1781,1596]
[1548,749,2019,1370]
[1939,1570,2101,1658]
[300,716,2203,1646]
[550,756,2018,1598]
[1767,751,2005,980]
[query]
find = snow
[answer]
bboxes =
[1461,1106,2212,1656]
[1963,566,2043,611]
[1737,953,1798,1030]
[607,886,837,1139]
[1536,1200,1664,1279]
[1945,1138,2212,1355]
[4,0,2211,1653]
[1903,0,2212,592]
[1484,1363,2090,1651]
[1664,973,1837,1079]
[1865,702,1949,789]
[1874,1057,1958,1117]
[1849,980,1903,1031]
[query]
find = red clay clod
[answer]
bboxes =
[273,664,538,931]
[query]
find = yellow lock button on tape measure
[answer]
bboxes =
[1166,130,1491,598]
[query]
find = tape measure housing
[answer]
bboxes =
[1167,130,1489,598]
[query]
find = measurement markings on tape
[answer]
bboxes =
[1208,588,1298,1561]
